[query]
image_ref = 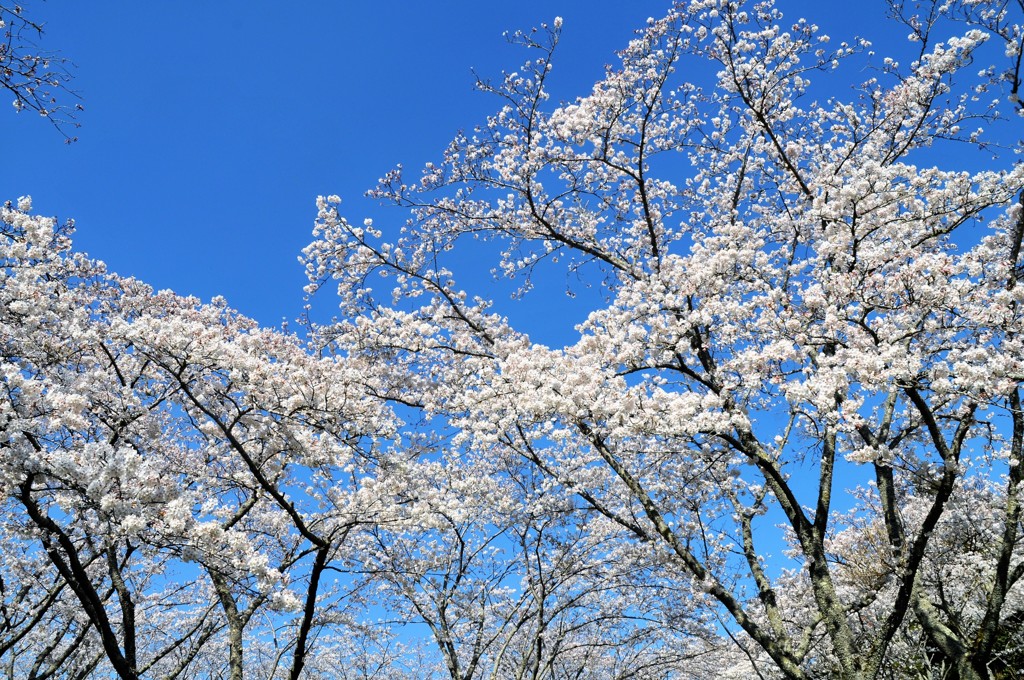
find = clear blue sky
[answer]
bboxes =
[2,1,905,331]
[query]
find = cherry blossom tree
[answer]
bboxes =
[349,450,716,679]
[0,198,408,678]
[302,0,1024,677]
[6,0,1024,678]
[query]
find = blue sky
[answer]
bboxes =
[2,1,661,327]
[3,1,909,332]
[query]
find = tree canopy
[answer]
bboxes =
[3,1,1024,678]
